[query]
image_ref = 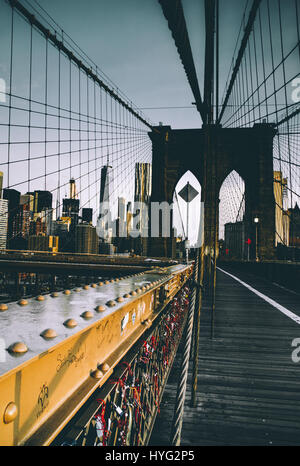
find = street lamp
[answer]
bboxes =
[254,217,259,261]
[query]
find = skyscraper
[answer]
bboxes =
[82,208,93,224]
[274,171,289,246]
[126,201,133,237]
[133,163,152,254]
[0,199,8,249]
[3,188,20,248]
[69,178,77,199]
[33,190,52,213]
[99,165,111,205]
[98,161,112,241]
[20,194,34,212]
[117,197,126,237]
[75,223,98,254]
[12,202,31,249]
[0,171,3,198]
[62,198,80,222]
[134,163,152,205]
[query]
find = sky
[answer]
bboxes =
[10,0,246,244]
[20,0,248,129]
[0,0,298,245]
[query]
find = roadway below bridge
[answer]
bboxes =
[150,264,300,446]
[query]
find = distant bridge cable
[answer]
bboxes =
[217,0,262,124]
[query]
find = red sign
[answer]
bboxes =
[225,248,229,255]
[246,238,252,245]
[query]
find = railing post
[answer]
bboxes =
[170,253,199,446]
[191,246,204,407]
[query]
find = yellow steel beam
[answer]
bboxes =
[0,263,192,446]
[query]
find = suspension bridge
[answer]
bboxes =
[0,0,299,447]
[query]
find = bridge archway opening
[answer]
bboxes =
[218,170,245,259]
[172,170,202,249]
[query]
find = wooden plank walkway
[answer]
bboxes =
[150,265,300,446]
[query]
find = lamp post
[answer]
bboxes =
[254,217,259,261]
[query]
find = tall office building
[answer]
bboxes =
[75,223,98,254]
[133,163,152,254]
[29,217,47,236]
[117,197,126,237]
[98,162,112,241]
[82,208,93,224]
[28,235,59,252]
[99,165,111,205]
[274,171,289,246]
[32,190,52,214]
[69,178,77,199]
[134,163,152,205]
[3,188,20,248]
[0,199,8,249]
[41,208,53,236]
[288,203,300,247]
[12,203,31,249]
[126,202,133,237]
[20,194,34,212]
[62,198,80,223]
[0,171,3,198]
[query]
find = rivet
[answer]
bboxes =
[63,318,78,328]
[116,297,124,303]
[51,292,59,297]
[136,288,141,293]
[141,286,146,291]
[99,362,110,373]
[104,280,110,284]
[36,295,44,301]
[18,299,28,306]
[91,283,97,288]
[110,279,115,283]
[81,311,94,319]
[63,290,71,295]
[74,288,81,292]
[91,369,103,379]
[123,294,130,298]
[115,278,119,282]
[106,300,116,307]
[83,285,89,290]
[40,328,57,340]
[0,303,8,312]
[130,291,137,296]
[95,305,106,312]
[8,342,28,354]
[98,282,104,286]
[3,402,18,424]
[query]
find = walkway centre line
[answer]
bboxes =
[217,266,300,325]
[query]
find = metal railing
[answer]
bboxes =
[52,285,191,446]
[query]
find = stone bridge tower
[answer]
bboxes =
[148,123,276,261]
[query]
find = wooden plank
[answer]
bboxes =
[150,268,300,446]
